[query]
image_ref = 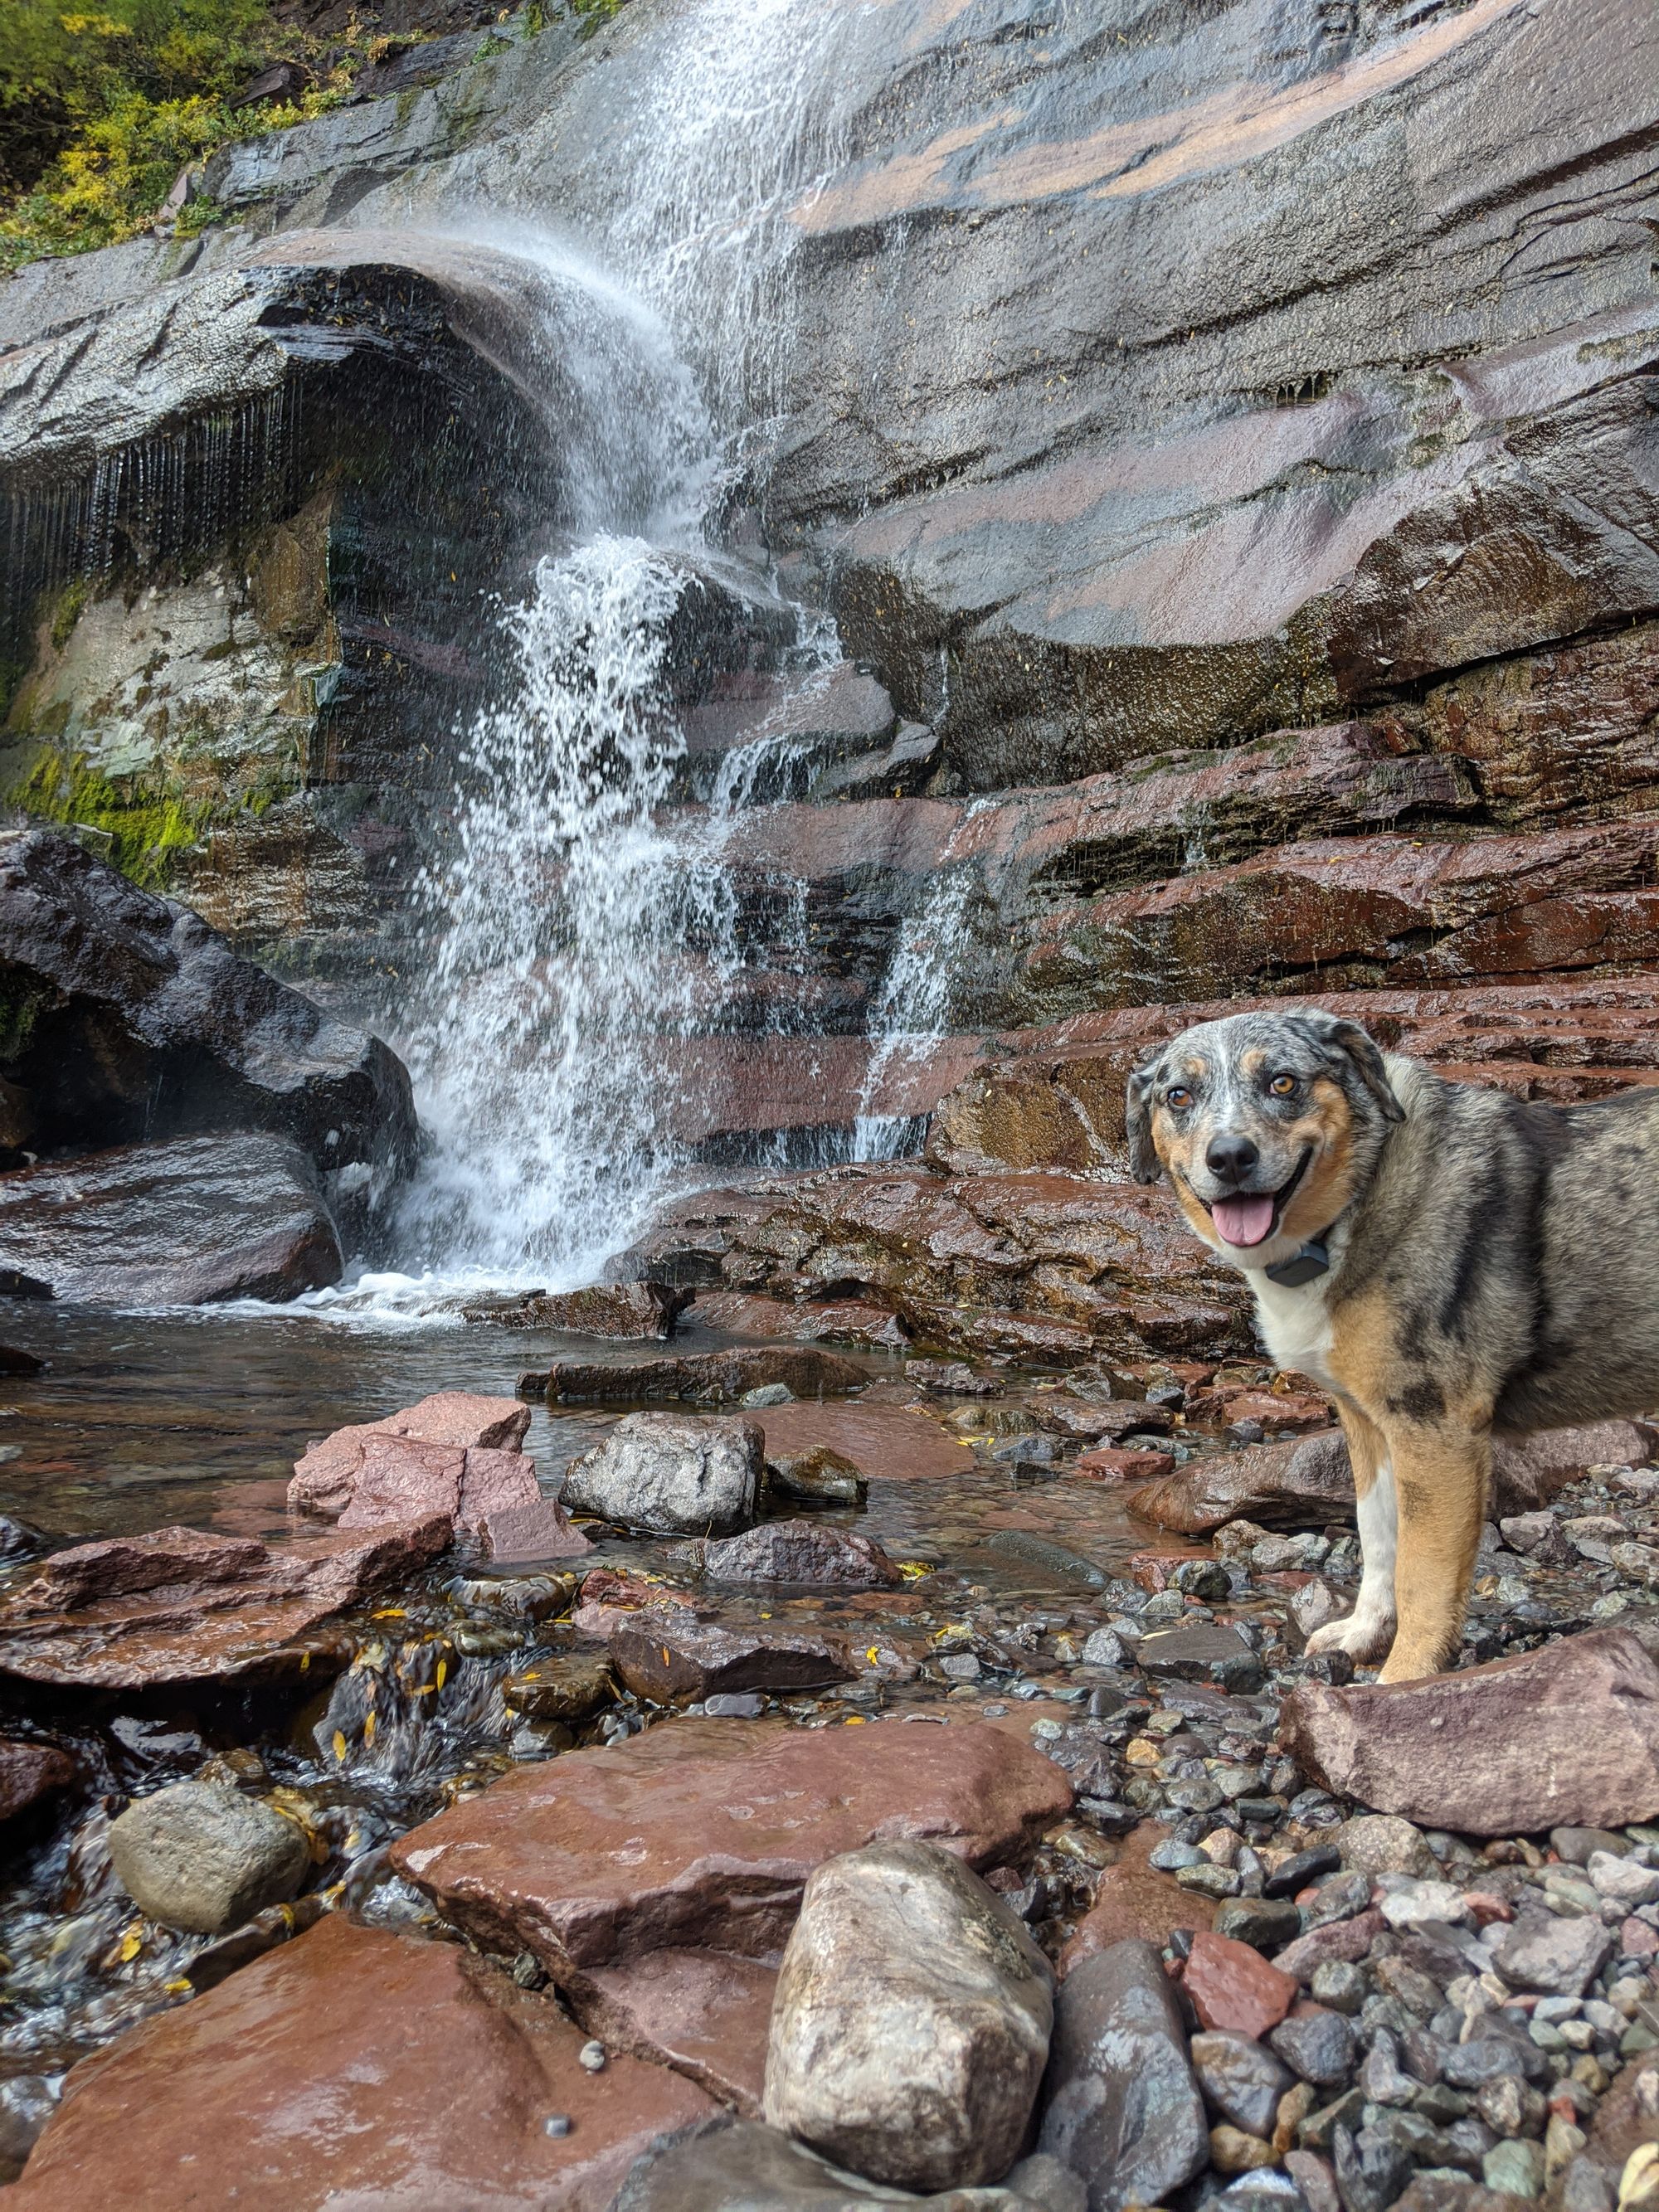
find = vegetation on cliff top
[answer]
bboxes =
[0,1,629,270]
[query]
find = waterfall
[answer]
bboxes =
[304,0,965,1315]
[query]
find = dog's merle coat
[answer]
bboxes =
[1126,1008,1659,1679]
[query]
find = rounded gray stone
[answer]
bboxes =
[108,1779,309,1935]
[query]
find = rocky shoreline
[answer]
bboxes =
[2,1342,1659,2210]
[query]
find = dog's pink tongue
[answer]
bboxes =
[1212,1194,1276,1247]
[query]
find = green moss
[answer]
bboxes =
[8,750,207,887]
[0,975,51,1064]
[49,577,90,654]
[569,0,629,32]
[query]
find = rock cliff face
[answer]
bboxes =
[2,0,1658,1303]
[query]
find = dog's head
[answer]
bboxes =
[1125,1009,1404,1269]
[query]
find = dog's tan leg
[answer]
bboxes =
[1306,1404,1396,1665]
[1374,1427,1489,1683]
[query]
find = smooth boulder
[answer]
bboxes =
[1279,1628,1659,1834]
[764,1841,1054,2192]
[0,1134,343,1304]
[1039,1937,1210,2212]
[560,1412,765,1535]
[107,1780,309,1935]
[0,829,415,1183]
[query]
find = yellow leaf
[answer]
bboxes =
[362,1711,377,1748]
[332,1729,348,1762]
[372,1607,406,1619]
[299,1651,310,1672]
[866,1646,880,1664]
[118,1928,143,1963]
[844,1714,865,1725]
[435,1659,447,1692]
[163,1978,192,1997]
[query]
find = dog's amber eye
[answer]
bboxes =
[1269,1072,1297,1097]
[1165,1086,1192,1110]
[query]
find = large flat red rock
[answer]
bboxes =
[0,1519,450,1691]
[11,1913,713,2210]
[1280,1627,1659,1835]
[390,1714,1073,1991]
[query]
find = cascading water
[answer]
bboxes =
[312,0,969,1310]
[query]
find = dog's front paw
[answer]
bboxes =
[1305,1612,1394,1665]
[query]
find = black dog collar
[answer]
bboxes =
[1264,1223,1340,1288]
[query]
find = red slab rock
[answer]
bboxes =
[9,1913,713,2211]
[757,1403,976,1481]
[290,1392,530,1516]
[0,1518,451,1691]
[605,1612,857,1701]
[390,1714,1073,2001]
[336,1434,465,1528]
[0,1738,75,1823]
[1078,1446,1176,1483]
[1183,1930,1298,2038]
[1280,1628,1659,1835]
[478,1500,592,1561]
[578,1947,776,2116]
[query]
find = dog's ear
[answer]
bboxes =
[1125,1052,1165,1183]
[1306,1010,1405,1125]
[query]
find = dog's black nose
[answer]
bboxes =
[1206,1134,1259,1184]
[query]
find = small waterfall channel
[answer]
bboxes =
[326,0,961,1311]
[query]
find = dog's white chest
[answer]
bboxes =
[1252,1274,1335,1387]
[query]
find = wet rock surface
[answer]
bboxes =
[0,831,416,1188]
[1039,1937,1210,2212]
[10,1913,716,2210]
[0,1515,450,1689]
[0,1135,344,1305]
[106,1779,309,1934]
[560,1411,765,1536]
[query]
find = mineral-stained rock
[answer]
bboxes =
[530,1345,868,1403]
[1278,1629,1659,1835]
[604,1612,856,1703]
[0,1135,343,1305]
[0,1738,75,1824]
[463,1281,689,1337]
[107,1779,309,1934]
[9,1914,713,2210]
[765,1841,1054,2190]
[560,1411,765,1535]
[1131,1422,1648,1535]
[1183,1931,1299,2039]
[0,1516,450,1691]
[703,1518,901,1588]
[1060,1822,1216,1971]
[389,1715,1073,2001]
[0,829,415,1183]
[1039,1937,1210,2212]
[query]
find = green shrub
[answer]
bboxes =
[0,0,353,268]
